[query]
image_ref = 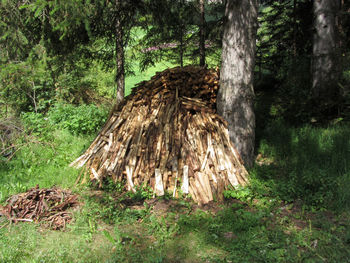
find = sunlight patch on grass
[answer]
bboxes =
[0,129,92,202]
[0,223,114,263]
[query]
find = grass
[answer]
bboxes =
[2,192,349,262]
[252,121,350,210]
[1,118,350,262]
[0,223,115,263]
[1,66,350,261]
[0,129,92,202]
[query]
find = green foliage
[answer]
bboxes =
[257,1,313,74]
[0,45,54,114]
[0,0,113,115]
[99,178,124,193]
[139,0,223,70]
[47,103,108,135]
[256,1,315,123]
[223,186,253,203]
[138,0,197,69]
[20,103,108,136]
[21,112,52,138]
[0,128,91,203]
[0,0,41,63]
[253,121,350,210]
[127,185,154,201]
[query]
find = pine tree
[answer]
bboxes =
[312,0,341,107]
[199,0,206,66]
[217,0,259,168]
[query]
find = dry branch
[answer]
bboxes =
[0,186,79,230]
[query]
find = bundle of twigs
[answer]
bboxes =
[0,186,79,230]
[71,66,248,204]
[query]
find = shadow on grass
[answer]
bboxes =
[176,204,350,262]
[253,121,350,210]
[104,201,350,263]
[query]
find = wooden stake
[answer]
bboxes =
[155,169,164,196]
[181,165,189,194]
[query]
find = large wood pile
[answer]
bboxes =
[71,66,248,204]
[0,186,79,230]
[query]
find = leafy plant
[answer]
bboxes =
[47,103,108,135]
[21,111,53,137]
[224,186,253,203]
[127,185,154,201]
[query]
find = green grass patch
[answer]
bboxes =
[0,222,115,263]
[252,121,350,210]
[0,128,92,202]
[1,112,350,262]
[1,195,350,263]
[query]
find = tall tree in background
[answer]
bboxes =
[139,0,197,69]
[256,0,314,123]
[139,0,225,69]
[339,0,350,52]
[115,0,125,105]
[217,0,259,168]
[257,1,313,77]
[312,0,341,105]
[86,0,137,103]
[199,0,205,66]
[34,0,142,104]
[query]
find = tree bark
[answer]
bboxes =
[312,0,341,103]
[292,0,297,59]
[179,26,184,67]
[199,0,205,67]
[115,0,125,105]
[217,0,258,168]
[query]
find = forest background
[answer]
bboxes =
[1,0,350,262]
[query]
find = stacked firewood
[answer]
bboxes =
[71,66,248,204]
[0,186,79,230]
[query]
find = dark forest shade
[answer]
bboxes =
[312,0,341,103]
[217,0,259,168]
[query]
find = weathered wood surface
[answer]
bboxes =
[71,66,248,204]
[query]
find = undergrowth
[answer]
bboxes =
[251,121,350,210]
[0,104,102,202]
[0,128,91,202]
[1,111,350,262]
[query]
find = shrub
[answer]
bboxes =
[21,112,52,137]
[47,103,108,135]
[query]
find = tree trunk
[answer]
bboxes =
[312,0,341,103]
[179,26,184,68]
[292,0,297,59]
[217,0,258,168]
[338,0,345,50]
[199,0,205,67]
[115,0,125,105]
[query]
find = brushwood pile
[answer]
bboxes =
[71,66,248,204]
[0,186,79,230]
